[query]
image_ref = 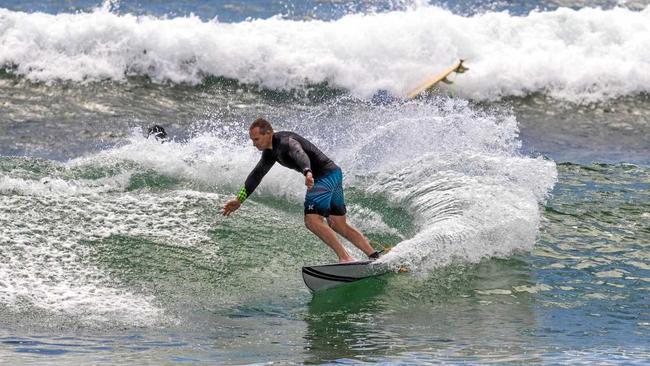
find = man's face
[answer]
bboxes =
[249,127,272,151]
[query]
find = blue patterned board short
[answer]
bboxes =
[304,168,346,217]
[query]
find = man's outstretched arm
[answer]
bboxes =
[223,152,275,216]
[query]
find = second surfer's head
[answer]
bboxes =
[147,125,168,143]
[249,118,274,151]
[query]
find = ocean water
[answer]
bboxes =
[1,0,649,364]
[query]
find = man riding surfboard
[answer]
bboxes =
[222,118,382,263]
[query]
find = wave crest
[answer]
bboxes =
[1,5,649,102]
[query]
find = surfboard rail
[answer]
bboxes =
[301,260,388,292]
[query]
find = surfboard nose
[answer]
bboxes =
[301,266,358,292]
[301,261,384,292]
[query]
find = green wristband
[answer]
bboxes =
[236,187,248,203]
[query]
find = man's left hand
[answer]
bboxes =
[305,172,314,190]
[223,198,241,216]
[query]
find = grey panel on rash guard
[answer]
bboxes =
[244,131,339,196]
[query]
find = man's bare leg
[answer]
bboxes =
[327,215,375,256]
[304,214,355,262]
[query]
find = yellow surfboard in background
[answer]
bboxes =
[406,59,469,99]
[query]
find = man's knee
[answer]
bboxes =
[304,216,314,230]
[327,216,347,234]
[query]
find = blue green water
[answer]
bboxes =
[1,0,649,364]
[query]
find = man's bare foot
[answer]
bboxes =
[338,257,356,263]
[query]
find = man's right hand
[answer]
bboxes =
[223,198,241,216]
[305,171,314,190]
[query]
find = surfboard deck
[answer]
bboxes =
[302,260,390,292]
[406,59,469,99]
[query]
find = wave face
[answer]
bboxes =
[1,5,649,102]
[0,97,557,325]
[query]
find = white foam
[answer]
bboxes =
[0,181,223,325]
[1,5,649,101]
[68,129,308,202]
[0,172,131,196]
[346,204,405,238]
[369,153,556,273]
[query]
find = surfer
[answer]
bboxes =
[222,118,382,263]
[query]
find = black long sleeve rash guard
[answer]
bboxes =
[242,131,339,197]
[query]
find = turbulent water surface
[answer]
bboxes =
[1,0,649,364]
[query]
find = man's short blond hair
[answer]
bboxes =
[249,118,273,134]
